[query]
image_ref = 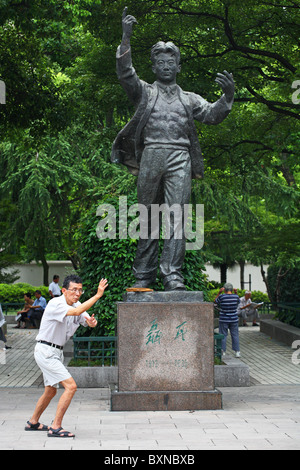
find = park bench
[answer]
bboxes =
[1,302,24,315]
[1,303,42,329]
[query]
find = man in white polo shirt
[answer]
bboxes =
[25,274,108,438]
[48,275,61,298]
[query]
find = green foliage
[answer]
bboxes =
[0,283,49,303]
[206,288,270,303]
[0,250,20,285]
[276,308,300,330]
[0,256,20,284]
[267,264,300,304]
[0,0,299,303]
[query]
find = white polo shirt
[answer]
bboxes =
[48,281,61,297]
[36,295,90,347]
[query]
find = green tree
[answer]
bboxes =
[0,0,299,299]
[0,133,98,284]
[82,0,299,285]
[0,199,19,283]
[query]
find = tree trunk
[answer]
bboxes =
[220,263,227,285]
[40,255,49,286]
[275,266,290,304]
[280,152,296,187]
[239,260,245,290]
[106,108,114,127]
[260,263,273,304]
[68,254,79,271]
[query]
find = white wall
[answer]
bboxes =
[205,263,268,293]
[7,260,268,293]
[9,261,76,287]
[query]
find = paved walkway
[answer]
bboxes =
[223,325,300,385]
[0,326,42,387]
[1,323,300,450]
[2,324,300,388]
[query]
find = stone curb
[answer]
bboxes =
[67,358,250,389]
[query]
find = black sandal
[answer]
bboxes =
[25,420,49,431]
[47,426,75,438]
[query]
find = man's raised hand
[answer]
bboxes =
[96,278,108,298]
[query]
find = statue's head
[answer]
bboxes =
[151,41,180,65]
[151,41,181,84]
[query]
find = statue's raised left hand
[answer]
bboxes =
[215,70,235,103]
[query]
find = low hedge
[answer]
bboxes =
[0,283,50,303]
[206,289,270,303]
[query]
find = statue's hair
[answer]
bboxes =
[151,41,180,65]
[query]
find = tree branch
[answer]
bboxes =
[246,85,300,119]
[223,5,297,74]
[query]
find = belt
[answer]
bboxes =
[38,340,63,350]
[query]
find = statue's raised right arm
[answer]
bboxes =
[120,7,138,56]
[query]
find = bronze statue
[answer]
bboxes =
[111,8,235,291]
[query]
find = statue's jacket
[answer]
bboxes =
[111,46,233,179]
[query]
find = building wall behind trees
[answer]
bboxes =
[7,261,268,293]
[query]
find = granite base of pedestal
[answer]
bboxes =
[111,389,222,411]
[110,293,222,411]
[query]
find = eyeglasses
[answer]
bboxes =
[67,288,84,294]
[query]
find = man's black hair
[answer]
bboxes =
[62,274,83,289]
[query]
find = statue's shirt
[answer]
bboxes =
[143,85,190,149]
[113,46,233,179]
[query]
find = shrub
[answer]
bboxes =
[207,288,270,303]
[0,283,50,303]
[267,264,300,304]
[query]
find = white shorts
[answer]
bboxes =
[34,342,71,388]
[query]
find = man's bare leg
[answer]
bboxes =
[48,377,77,437]
[26,386,57,429]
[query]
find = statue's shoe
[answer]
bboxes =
[130,280,153,289]
[164,280,186,291]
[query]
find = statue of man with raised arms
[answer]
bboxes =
[112,8,235,291]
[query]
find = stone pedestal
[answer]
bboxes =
[111,292,222,411]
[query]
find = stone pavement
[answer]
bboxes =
[223,325,300,385]
[0,326,42,387]
[1,323,300,451]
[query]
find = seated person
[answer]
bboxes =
[0,303,11,350]
[15,293,34,329]
[238,291,260,326]
[27,291,47,329]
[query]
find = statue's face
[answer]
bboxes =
[152,52,181,84]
